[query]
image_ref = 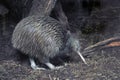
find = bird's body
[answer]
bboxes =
[12,15,87,70]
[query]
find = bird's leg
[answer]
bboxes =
[45,62,63,70]
[37,56,64,70]
[29,57,46,70]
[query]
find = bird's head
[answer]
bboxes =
[66,31,88,65]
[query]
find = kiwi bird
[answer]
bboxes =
[12,15,87,70]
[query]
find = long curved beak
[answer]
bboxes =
[76,51,88,65]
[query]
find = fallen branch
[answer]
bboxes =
[83,37,120,54]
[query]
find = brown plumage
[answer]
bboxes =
[12,15,87,70]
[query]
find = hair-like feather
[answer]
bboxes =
[12,15,87,69]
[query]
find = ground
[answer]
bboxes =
[0,4,120,80]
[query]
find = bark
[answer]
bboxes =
[29,0,57,16]
[83,37,120,54]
